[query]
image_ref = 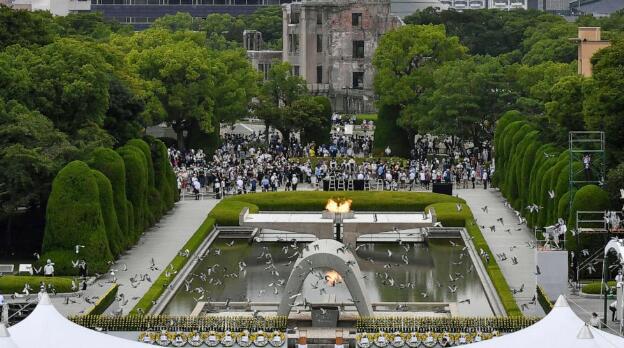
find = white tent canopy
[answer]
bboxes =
[8,293,149,348]
[6,293,624,348]
[464,296,624,348]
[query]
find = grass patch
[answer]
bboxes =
[355,113,378,123]
[427,202,522,317]
[86,284,118,315]
[0,275,75,293]
[130,217,216,315]
[210,191,463,226]
[582,281,616,295]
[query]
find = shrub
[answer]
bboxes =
[92,169,123,257]
[117,145,149,237]
[87,148,130,248]
[566,184,609,251]
[0,275,75,293]
[42,160,113,274]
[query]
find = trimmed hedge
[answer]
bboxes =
[0,275,75,294]
[581,281,615,295]
[566,184,609,251]
[86,284,119,315]
[88,148,130,249]
[427,202,522,317]
[42,160,113,274]
[536,285,553,314]
[117,145,149,238]
[128,138,160,224]
[42,138,179,276]
[92,169,124,257]
[145,136,176,212]
[131,217,216,315]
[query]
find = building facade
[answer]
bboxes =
[440,0,486,10]
[2,0,91,15]
[575,27,610,77]
[90,0,292,29]
[280,0,401,113]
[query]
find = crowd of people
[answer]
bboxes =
[168,126,493,198]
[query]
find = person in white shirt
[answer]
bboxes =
[43,259,54,277]
[615,270,623,283]
[291,175,298,191]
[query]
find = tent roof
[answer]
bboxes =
[8,293,148,348]
[0,323,20,348]
[464,296,624,348]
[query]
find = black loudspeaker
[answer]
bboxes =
[432,182,453,196]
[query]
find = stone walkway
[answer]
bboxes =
[52,199,218,316]
[457,188,545,317]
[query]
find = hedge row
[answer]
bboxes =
[0,275,75,294]
[208,191,464,226]
[41,138,178,275]
[536,285,553,314]
[427,202,522,317]
[493,111,609,252]
[86,284,119,315]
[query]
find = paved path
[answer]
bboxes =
[52,199,218,316]
[457,188,545,317]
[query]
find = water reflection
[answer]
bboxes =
[164,239,492,316]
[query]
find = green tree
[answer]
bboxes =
[0,99,74,236]
[127,38,217,149]
[152,12,202,32]
[254,61,307,143]
[0,5,58,49]
[544,75,586,143]
[91,169,123,257]
[117,145,148,238]
[584,41,624,163]
[412,55,511,145]
[42,160,113,274]
[373,24,466,143]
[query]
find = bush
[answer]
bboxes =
[42,160,113,275]
[131,217,216,315]
[92,169,123,257]
[566,184,610,251]
[117,145,149,238]
[87,148,130,248]
[582,281,615,295]
[0,275,75,293]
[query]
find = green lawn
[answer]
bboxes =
[582,281,616,295]
[355,113,378,123]
[0,275,75,293]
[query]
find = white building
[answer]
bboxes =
[488,0,527,10]
[2,0,90,16]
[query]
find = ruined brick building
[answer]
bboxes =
[246,0,403,114]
